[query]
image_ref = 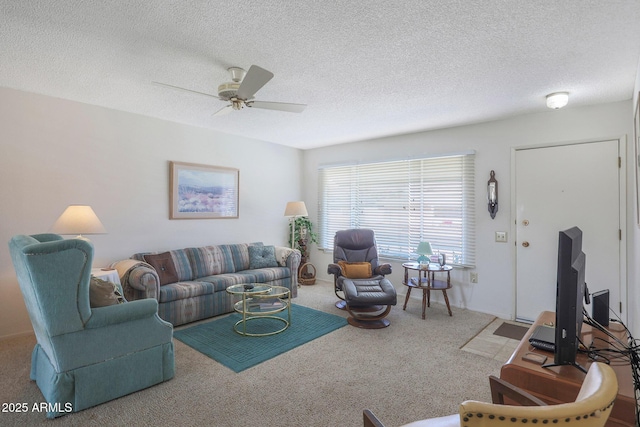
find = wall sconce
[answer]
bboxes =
[487,170,498,219]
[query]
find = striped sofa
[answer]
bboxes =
[111,243,301,326]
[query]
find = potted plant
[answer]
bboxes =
[290,217,318,285]
[289,216,318,256]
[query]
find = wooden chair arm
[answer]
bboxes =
[489,375,547,406]
[364,409,386,427]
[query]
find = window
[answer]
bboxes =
[318,152,475,267]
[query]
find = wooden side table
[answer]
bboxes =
[402,262,453,319]
[500,311,634,426]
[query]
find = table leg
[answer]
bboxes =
[242,293,247,335]
[403,287,412,310]
[421,288,427,319]
[442,290,452,316]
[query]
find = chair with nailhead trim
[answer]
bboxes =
[364,362,618,427]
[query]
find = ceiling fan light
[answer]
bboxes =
[546,92,569,109]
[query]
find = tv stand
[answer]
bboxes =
[541,361,587,374]
[500,311,635,427]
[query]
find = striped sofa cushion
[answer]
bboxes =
[186,246,228,277]
[235,267,291,284]
[218,243,263,272]
[159,273,258,302]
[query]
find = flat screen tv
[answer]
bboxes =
[545,226,587,373]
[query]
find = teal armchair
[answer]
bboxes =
[8,234,175,418]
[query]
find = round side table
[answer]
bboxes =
[401,262,453,319]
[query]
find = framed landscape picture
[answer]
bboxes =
[170,161,239,219]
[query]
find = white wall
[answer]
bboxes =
[2,86,636,339]
[302,101,636,333]
[0,87,303,338]
[629,59,640,338]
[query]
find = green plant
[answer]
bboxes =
[289,216,318,253]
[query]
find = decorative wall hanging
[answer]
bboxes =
[487,170,498,219]
[170,161,239,219]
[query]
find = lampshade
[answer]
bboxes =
[284,201,308,217]
[546,92,569,109]
[416,241,433,264]
[51,205,107,238]
[416,241,433,256]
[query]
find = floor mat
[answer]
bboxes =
[493,322,529,341]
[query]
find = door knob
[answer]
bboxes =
[522,241,530,247]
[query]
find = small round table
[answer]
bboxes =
[226,284,291,336]
[402,262,453,319]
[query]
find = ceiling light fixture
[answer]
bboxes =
[546,92,569,109]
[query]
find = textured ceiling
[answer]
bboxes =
[2,1,640,149]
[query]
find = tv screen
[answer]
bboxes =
[552,226,587,371]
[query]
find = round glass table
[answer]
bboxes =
[226,284,291,336]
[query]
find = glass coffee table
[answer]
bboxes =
[226,284,291,337]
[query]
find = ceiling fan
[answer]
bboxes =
[152,65,306,116]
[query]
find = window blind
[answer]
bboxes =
[318,153,475,267]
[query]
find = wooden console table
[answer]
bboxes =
[500,311,635,427]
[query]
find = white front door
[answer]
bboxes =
[514,140,622,322]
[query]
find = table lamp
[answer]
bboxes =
[416,241,433,265]
[51,205,107,241]
[284,201,308,249]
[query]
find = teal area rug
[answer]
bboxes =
[174,304,347,372]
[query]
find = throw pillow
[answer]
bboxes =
[248,245,279,269]
[275,246,294,266]
[89,276,125,308]
[338,261,372,279]
[144,252,179,286]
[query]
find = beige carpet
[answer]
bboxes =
[0,281,502,427]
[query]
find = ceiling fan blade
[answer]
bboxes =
[213,105,233,116]
[151,81,220,99]
[236,65,274,100]
[248,101,307,113]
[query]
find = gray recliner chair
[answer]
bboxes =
[327,229,397,328]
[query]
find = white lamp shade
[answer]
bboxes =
[284,201,308,217]
[546,92,569,109]
[416,241,433,256]
[51,205,107,236]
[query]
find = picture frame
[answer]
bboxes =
[170,161,239,219]
[635,93,640,226]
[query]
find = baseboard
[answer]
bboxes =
[0,329,35,342]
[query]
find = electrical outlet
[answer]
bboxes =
[495,231,508,242]
[470,272,478,283]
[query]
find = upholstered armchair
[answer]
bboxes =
[8,234,175,418]
[327,229,397,328]
[364,362,618,427]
